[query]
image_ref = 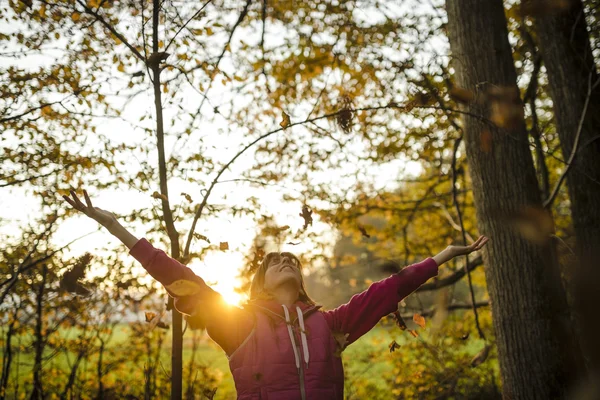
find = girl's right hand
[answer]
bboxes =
[62,189,119,230]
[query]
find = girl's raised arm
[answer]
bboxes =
[61,189,254,356]
[322,257,438,347]
[322,236,488,347]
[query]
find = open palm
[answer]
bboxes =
[450,235,489,257]
[62,189,118,230]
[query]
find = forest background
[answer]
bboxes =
[2,0,599,398]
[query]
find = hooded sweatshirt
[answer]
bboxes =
[129,238,438,399]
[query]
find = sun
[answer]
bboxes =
[188,251,247,307]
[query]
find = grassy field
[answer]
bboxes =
[2,319,490,399]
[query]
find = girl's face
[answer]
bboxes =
[263,252,302,293]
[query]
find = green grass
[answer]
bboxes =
[1,320,492,399]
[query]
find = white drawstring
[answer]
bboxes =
[282,305,300,370]
[296,306,310,368]
[281,305,310,370]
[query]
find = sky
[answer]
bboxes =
[1,1,423,308]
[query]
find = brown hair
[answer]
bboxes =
[249,252,316,305]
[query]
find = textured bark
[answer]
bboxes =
[533,0,600,371]
[445,0,581,398]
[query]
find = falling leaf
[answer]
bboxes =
[389,340,401,353]
[393,310,408,331]
[156,321,169,330]
[151,191,168,202]
[60,253,93,296]
[181,192,193,203]
[219,242,229,251]
[193,233,210,244]
[519,0,572,16]
[449,86,475,104]
[487,86,524,130]
[508,206,554,244]
[280,111,291,129]
[71,12,81,22]
[336,94,354,133]
[358,225,370,239]
[481,130,493,153]
[299,205,313,229]
[413,313,426,329]
[470,344,491,367]
[144,311,157,322]
[202,388,217,400]
[332,331,350,357]
[165,279,203,296]
[348,278,357,288]
[408,330,419,338]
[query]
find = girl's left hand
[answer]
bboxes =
[449,235,489,257]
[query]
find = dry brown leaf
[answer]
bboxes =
[151,191,168,202]
[449,86,475,104]
[520,0,572,16]
[413,313,426,329]
[471,343,491,367]
[389,340,401,353]
[299,205,313,229]
[181,192,193,203]
[393,310,408,331]
[509,206,554,244]
[332,331,350,357]
[348,278,357,288]
[336,94,354,133]
[358,225,371,239]
[487,86,524,130]
[144,311,157,323]
[279,111,291,129]
[193,233,211,244]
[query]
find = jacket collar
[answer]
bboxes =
[244,298,322,323]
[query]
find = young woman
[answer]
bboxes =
[62,189,488,400]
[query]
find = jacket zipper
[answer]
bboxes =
[295,331,306,400]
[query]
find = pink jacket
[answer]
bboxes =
[129,238,438,399]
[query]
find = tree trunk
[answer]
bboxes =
[30,264,47,400]
[532,0,600,372]
[445,0,582,398]
[150,0,183,398]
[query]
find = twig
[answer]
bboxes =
[543,74,600,208]
[165,0,213,52]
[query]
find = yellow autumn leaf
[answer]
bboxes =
[219,242,229,251]
[165,279,203,296]
[71,12,80,22]
[117,63,125,73]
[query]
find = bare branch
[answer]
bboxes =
[417,255,483,292]
[165,0,213,52]
[76,0,145,61]
[544,74,600,208]
[400,300,489,319]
